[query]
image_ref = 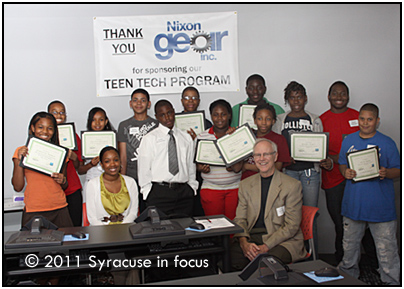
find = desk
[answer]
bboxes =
[149,260,366,286]
[3,215,242,283]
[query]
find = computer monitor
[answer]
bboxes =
[129,206,185,239]
[6,216,64,248]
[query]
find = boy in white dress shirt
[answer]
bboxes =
[138,100,198,217]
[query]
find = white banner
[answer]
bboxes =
[93,11,239,97]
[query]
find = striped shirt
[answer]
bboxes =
[197,127,242,190]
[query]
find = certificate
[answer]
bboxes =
[239,104,257,129]
[290,132,329,162]
[81,131,116,159]
[214,124,256,166]
[347,146,380,182]
[57,123,77,150]
[195,140,226,166]
[175,111,205,135]
[20,136,68,176]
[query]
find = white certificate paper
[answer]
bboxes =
[175,111,205,135]
[290,132,328,162]
[57,123,77,150]
[214,124,256,166]
[195,140,226,166]
[20,137,68,176]
[347,146,380,182]
[81,131,116,159]
[239,104,257,129]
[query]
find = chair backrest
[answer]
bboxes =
[82,203,90,227]
[300,205,319,241]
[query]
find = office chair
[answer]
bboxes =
[300,205,319,260]
[83,203,90,227]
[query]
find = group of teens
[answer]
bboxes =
[11,74,400,285]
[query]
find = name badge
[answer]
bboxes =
[349,120,359,127]
[276,206,285,217]
[367,144,377,149]
[130,127,139,135]
[300,119,310,126]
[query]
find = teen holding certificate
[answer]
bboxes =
[196,99,243,220]
[48,100,83,227]
[241,103,290,180]
[337,103,400,285]
[273,81,323,257]
[12,112,73,228]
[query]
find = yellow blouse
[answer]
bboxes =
[100,173,130,224]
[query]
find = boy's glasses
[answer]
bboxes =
[252,151,276,159]
[182,96,199,101]
[50,111,66,116]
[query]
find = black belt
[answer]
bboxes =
[152,181,187,189]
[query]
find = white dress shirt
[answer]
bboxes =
[138,125,198,200]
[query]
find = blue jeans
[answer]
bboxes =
[338,217,400,285]
[284,168,320,207]
[285,168,320,258]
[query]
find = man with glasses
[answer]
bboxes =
[230,138,306,270]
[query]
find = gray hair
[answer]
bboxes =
[253,138,278,153]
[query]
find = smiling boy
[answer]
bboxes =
[117,89,158,212]
[337,103,400,285]
[230,74,284,128]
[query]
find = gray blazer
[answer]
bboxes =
[233,170,307,262]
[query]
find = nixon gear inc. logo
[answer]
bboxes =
[154,21,229,60]
[190,31,212,53]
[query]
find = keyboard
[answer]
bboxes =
[147,238,215,253]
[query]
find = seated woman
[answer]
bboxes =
[86,146,138,225]
[85,146,139,285]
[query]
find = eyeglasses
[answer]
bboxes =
[182,96,199,101]
[50,111,66,116]
[252,151,276,159]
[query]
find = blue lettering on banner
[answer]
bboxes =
[154,21,229,60]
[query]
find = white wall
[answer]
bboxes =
[4,4,400,253]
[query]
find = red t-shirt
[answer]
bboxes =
[64,134,83,196]
[241,131,290,180]
[320,108,360,189]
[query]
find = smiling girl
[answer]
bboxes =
[12,112,73,228]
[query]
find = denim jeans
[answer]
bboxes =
[325,181,378,266]
[338,217,400,285]
[285,168,320,258]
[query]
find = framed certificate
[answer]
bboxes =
[239,104,257,130]
[290,132,329,162]
[214,124,256,166]
[20,136,68,176]
[347,146,380,182]
[194,140,226,166]
[57,122,77,150]
[81,131,117,159]
[175,111,206,135]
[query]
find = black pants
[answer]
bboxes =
[325,180,378,267]
[230,228,292,271]
[66,189,83,227]
[146,183,194,218]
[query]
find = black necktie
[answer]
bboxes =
[168,130,179,176]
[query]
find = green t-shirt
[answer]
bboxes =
[230,97,285,128]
